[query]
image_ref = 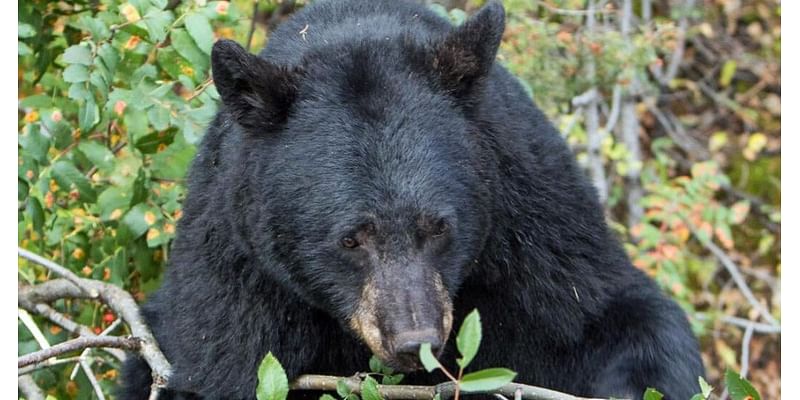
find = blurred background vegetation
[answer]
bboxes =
[18,0,780,398]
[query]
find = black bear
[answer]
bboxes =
[120,0,704,399]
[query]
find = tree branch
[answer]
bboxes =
[291,375,611,400]
[18,336,141,369]
[18,375,45,400]
[695,238,779,327]
[18,248,172,391]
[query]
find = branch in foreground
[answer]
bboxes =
[18,375,45,400]
[18,336,141,369]
[19,280,127,361]
[18,248,172,390]
[291,375,610,400]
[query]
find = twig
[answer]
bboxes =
[603,84,622,133]
[18,356,82,376]
[651,0,696,84]
[533,0,614,16]
[579,1,608,203]
[291,375,611,400]
[18,309,51,351]
[187,78,214,101]
[18,375,45,400]
[81,357,106,400]
[719,315,780,334]
[740,322,755,378]
[618,0,643,228]
[696,238,779,327]
[19,283,126,361]
[246,0,259,51]
[71,318,124,380]
[19,336,141,368]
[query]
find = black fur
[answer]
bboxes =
[119,1,704,399]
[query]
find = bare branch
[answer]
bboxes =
[532,0,614,16]
[18,356,82,376]
[19,336,141,369]
[291,375,612,400]
[697,238,779,327]
[18,375,45,400]
[18,248,171,390]
[651,0,696,85]
[740,322,755,378]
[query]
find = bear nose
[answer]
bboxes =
[394,329,443,359]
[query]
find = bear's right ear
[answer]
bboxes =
[211,39,298,133]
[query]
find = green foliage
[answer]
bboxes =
[257,352,290,400]
[459,368,517,393]
[18,0,249,396]
[643,388,664,400]
[725,369,761,400]
[360,376,382,400]
[455,309,481,369]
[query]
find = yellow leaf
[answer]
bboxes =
[120,3,141,23]
[730,201,751,224]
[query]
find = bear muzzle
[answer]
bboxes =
[349,270,453,372]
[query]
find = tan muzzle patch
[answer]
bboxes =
[349,272,453,361]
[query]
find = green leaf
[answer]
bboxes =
[369,355,382,373]
[456,309,482,369]
[26,197,45,233]
[719,60,737,87]
[256,352,289,400]
[51,161,96,202]
[19,41,33,56]
[319,395,337,400]
[458,368,517,393]
[381,374,403,386]
[698,376,713,398]
[725,369,761,400]
[78,141,114,172]
[141,9,174,43]
[170,28,209,76]
[19,124,50,163]
[361,376,382,400]
[185,12,214,55]
[148,106,171,131]
[97,186,133,221]
[121,203,153,239]
[690,395,705,400]
[150,138,196,180]
[98,43,120,73]
[643,388,664,400]
[19,95,52,109]
[63,64,90,83]
[63,45,93,66]
[18,23,36,38]
[108,248,129,287]
[79,99,100,133]
[336,379,352,398]
[419,342,441,372]
[69,83,92,101]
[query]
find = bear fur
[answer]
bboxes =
[119,1,705,399]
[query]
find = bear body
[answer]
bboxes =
[120,1,704,399]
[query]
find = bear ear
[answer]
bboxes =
[431,0,505,96]
[211,39,298,133]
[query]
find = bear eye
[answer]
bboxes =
[341,236,359,249]
[431,219,449,237]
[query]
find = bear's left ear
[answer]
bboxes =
[430,0,505,96]
[211,39,299,133]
